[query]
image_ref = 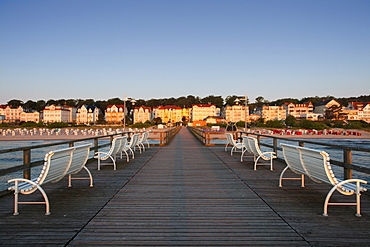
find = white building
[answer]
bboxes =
[43,105,71,123]
[76,105,100,124]
[257,105,286,121]
[224,104,249,123]
[0,105,23,122]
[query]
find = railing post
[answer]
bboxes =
[344,149,353,179]
[160,132,163,145]
[23,149,31,180]
[273,138,278,155]
[94,138,99,154]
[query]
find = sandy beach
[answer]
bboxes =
[0,127,369,141]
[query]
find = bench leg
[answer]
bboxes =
[10,180,50,215]
[279,167,305,187]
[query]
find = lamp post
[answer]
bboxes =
[123,94,127,129]
[237,94,248,131]
[123,94,136,129]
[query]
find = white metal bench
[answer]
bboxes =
[8,144,92,215]
[225,133,244,155]
[137,131,150,151]
[95,136,127,170]
[126,133,141,158]
[280,143,368,216]
[240,136,276,170]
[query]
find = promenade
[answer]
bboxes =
[0,127,369,246]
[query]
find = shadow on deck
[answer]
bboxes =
[0,127,369,246]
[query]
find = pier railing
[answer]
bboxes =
[187,127,370,182]
[0,127,181,195]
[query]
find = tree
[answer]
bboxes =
[225,95,239,106]
[325,105,342,120]
[201,95,224,108]
[7,99,23,107]
[23,100,37,110]
[107,97,123,105]
[285,115,297,127]
[35,100,46,111]
[255,96,268,107]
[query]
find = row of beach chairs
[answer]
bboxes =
[225,133,368,217]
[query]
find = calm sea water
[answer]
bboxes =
[1,139,370,191]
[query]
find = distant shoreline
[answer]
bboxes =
[1,128,369,141]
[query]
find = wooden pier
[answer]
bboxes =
[1,127,369,246]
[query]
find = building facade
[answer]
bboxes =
[133,106,152,124]
[43,105,71,123]
[191,104,220,122]
[314,99,341,115]
[20,110,40,122]
[152,105,183,123]
[0,105,24,122]
[258,105,286,121]
[224,104,249,123]
[345,102,370,123]
[76,105,100,124]
[284,102,314,118]
[105,105,126,124]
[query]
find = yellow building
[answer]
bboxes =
[225,104,249,123]
[20,110,40,122]
[105,105,126,124]
[259,105,286,121]
[191,104,220,122]
[133,106,152,124]
[0,105,23,122]
[152,105,183,123]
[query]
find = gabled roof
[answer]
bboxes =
[315,99,338,106]
[134,105,151,110]
[106,105,125,109]
[153,105,182,110]
[349,102,370,110]
[192,104,215,107]
[79,105,97,110]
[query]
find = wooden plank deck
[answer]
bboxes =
[1,127,369,246]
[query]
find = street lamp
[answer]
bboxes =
[237,94,248,131]
[123,95,136,129]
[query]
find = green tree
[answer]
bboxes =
[201,95,224,108]
[23,100,37,110]
[285,115,297,127]
[7,99,23,107]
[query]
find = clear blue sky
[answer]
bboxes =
[1,0,369,104]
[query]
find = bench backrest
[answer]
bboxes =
[128,133,140,148]
[66,144,91,175]
[118,135,128,152]
[281,143,338,185]
[242,136,254,154]
[226,133,236,146]
[140,132,149,142]
[298,146,338,185]
[108,136,125,156]
[281,143,307,175]
[37,144,90,185]
[243,136,264,157]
